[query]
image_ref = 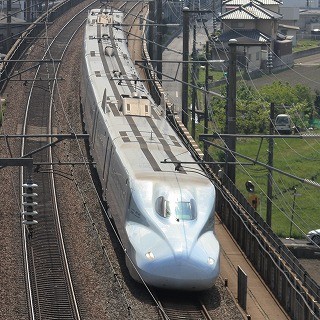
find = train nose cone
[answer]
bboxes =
[126,223,220,290]
[138,252,220,291]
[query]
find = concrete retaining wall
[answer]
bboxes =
[293,46,320,59]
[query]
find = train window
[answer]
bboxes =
[155,197,196,220]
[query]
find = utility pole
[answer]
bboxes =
[156,0,163,81]
[204,41,209,158]
[182,6,190,127]
[26,0,31,22]
[225,39,237,183]
[289,188,301,238]
[212,0,217,34]
[191,24,196,138]
[204,41,209,135]
[266,102,274,227]
[148,1,155,62]
[6,0,12,52]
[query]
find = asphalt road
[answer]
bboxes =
[162,35,183,116]
[245,53,320,92]
[162,22,213,117]
[163,34,320,113]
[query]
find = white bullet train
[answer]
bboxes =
[80,8,220,291]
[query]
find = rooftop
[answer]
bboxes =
[223,0,282,5]
[220,2,282,20]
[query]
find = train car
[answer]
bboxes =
[80,8,220,291]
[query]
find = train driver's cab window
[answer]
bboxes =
[155,196,196,220]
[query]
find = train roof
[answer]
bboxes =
[83,9,212,183]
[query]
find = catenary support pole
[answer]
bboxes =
[156,0,163,81]
[266,102,274,227]
[182,7,190,127]
[225,39,237,183]
[191,24,196,138]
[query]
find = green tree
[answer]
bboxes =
[259,81,297,105]
[208,81,315,134]
[259,81,314,116]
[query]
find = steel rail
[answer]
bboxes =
[156,292,213,320]
[20,1,99,319]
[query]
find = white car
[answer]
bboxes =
[306,229,320,245]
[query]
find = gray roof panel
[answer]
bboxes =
[223,0,282,5]
[221,2,282,20]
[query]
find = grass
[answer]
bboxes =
[197,67,226,85]
[236,135,320,238]
[293,39,320,53]
[194,124,320,239]
[190,38,320,239]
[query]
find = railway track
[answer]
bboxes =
[4,2,274,319]
[20,2,98,319]
[156,291,213,320]
[3,0,316,319]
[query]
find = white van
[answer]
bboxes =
[275,114,292,134]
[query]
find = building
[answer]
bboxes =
[280,0,320,33]
[298,9,320,32]
[215,0,287,73]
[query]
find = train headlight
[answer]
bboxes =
[207,257,215,265]
[146,251,155,260]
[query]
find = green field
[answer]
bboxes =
[293,39,320,53]
[201,131,320,239]
[193,43,320,238]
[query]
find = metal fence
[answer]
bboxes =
[205,150,320,320]
[142,22,320,318]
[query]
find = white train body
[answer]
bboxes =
[81,8,220,290]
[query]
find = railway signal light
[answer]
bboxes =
[22,181,38,227]
[245,180,255,193]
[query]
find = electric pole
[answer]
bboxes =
[148,1,155,62]
[225,39,237,183]
[266,102,274,227]
[6,0,12,52]
[204,41,209,135]
[156,0,163,81]
[191,24,196,138]
[204,41,209,158]
[182,6,190,127]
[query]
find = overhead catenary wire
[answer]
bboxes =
[1,1,320,316]
[188,13,320,240]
